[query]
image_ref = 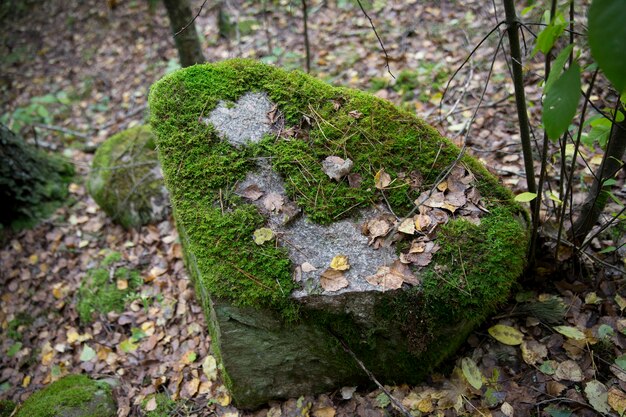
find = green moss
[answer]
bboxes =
[76,256,141,324]
[6,312,33,340]
[14,375,114,417]
[148,59,527,321]
[141,393,176,417]
[87,125,165,229]
[0,399,16,417]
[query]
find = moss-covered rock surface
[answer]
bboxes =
[14,374,116,417]
[149,59,529,408]
[87,125,169,229]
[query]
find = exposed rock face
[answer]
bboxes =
[87,125,169,229]
[149,60,528,408]
[14,374,117,417]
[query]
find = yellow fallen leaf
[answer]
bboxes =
[313,406,336,417]
[52,283,66,299]
[330,255,350,271]
[488,324,523,345]
[66,328,92,344]
[417,397,434,413]
[216,386,231,406]
[116,279,128,290]
[608,387,626,415]
[554,325,586,340]
[28,254,38,265]
[253,227,275,245]
[461,357,483,389]
[615,294,626,311]
[22,375,31,388]
[202,355,218,381]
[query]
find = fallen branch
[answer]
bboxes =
[33,123,91,139]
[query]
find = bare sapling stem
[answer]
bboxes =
[301,0,311,73]
[502,0,537,215]
[571,101,626,244]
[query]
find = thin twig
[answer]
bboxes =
[439,21,506,122]
[174,0,209,37]
[332,332,413,417]
[32,123,91,139]
[355,0,394,79]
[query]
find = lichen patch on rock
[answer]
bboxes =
[203,92,280,147]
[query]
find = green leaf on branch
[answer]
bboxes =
[514,192,537,203]
[532,13,566,56]
[582,117,612,148]
[589,0,626,93]
[545,45,574,93]
[543,63,581,141]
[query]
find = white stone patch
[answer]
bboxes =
[204,92,276,147]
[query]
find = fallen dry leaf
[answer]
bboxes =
[263,192,284,212]
[301,262,317,272]
[608,387,626,415]
[555,360,584,382]
[374,169,391,189]
[239,184,264,201]
[320,268,349,292]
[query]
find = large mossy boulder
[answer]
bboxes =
[149,59,529,408]
[87,125,169,228]
[14,374,116,417]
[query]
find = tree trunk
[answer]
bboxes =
[162,0,205,68]
[0,124,73,231]
[571,103,626,244]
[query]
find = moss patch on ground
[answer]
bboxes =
[87,124,167,229]
[76,251,141,324]
[0,399,16,417]
[149,59,527,322]
[14,374,115,417]
[141,393,177,417]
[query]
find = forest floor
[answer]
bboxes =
[1,0,625,416]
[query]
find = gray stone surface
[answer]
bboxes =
[235,161,398,298]
[204,92,277,147]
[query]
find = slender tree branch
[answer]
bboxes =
[174,0,209,37]
[301,0,311,73]
[355,0,394,79]
[503,0,537,217]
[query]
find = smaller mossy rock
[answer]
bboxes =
[14,374,116,417]
[87,125,169,228]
